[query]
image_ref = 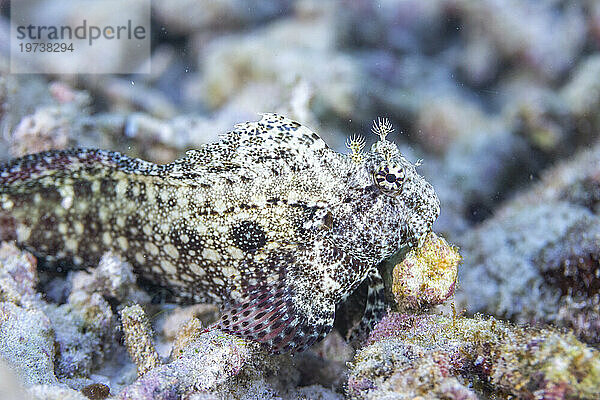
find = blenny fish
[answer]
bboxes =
[0,114,439,353]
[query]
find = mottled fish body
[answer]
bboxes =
[0,114,439,353]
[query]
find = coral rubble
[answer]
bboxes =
[348,313,600,400]
[457,141,600,345]
[392,232,461,310]
[120,305,161,377]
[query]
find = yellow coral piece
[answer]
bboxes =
[392,232,461,310]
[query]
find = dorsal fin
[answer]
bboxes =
[165,114,331,180]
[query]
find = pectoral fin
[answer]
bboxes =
[216,282,335,354]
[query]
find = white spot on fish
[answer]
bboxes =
[202,248,221,262]
[164,243,179,259]
[117,236,128,250]
[61,196,73,209]
[161,259,177,274]
[145,242,159,256]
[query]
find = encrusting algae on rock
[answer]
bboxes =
[347,228,600,399]
[120,304,161,377]
[347,313,600,400]
[343,220,600,399]
[0,242,118,397]
[392,231,461,310]
[457,139,600,345]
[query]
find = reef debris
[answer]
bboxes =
[392,231,461,310]
[348,312,600,400]
[120,305,161,377]
[457,140,600,344]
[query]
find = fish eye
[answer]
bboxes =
[373,163,405,193]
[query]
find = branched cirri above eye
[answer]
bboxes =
[374,163,405,193]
